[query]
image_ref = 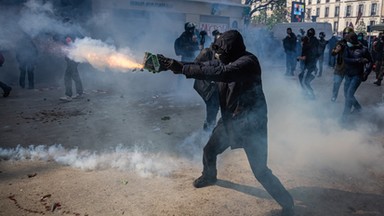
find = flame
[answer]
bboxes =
[65,37,144,72]
[107,53,143,70]
[83,52,143,71]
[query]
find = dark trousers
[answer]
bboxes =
[201,121,294,209]
[64,61,83,97]
[204,94,220,130]
[298,65,316,98]
[19,65,34,89]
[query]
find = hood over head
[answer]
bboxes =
[212,30,246,64]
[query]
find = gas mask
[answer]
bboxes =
[213,45,230,64]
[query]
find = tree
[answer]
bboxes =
[247,0,288,29]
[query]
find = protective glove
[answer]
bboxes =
[157,54,183,74]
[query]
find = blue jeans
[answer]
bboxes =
[332,74,344,99]
[342,75,362,118]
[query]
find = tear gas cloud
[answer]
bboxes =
[0,144,177,177]
[0,0,383,181]
[65,37,143,71]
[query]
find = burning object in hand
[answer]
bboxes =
[142,52,161,73]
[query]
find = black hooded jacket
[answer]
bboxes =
[181,30,267,147]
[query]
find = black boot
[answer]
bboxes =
[193,166,217,188]
[193,174,217,188]
[374,79,382,86]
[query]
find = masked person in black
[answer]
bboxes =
[297,28,319,100]
[174,22,200,62]
[283,28,297,76]
[316,32,328,77]
[156,30,294,216]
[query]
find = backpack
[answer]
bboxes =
[174,36,183,56]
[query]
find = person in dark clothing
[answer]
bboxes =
[316,32,328,77]
[297,28,319,100]
[341,32,372,123]
[156,30,295,216]
[0,51,12,97]
[357,32,368,47]
[330,27,353,102]
[59,36,83,102]
[193,31,221,131]
[283,28,297,76]
[15,35,38,89]
[372,35,384,86]
[174,22,200,62]
[327,35,338,67]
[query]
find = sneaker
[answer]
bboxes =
[72,93,83,99]
[193,175,217,188]
[3,87,11,97]
[59,95,72,102]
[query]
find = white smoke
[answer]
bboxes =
[263,70,384,175]
[65,37,143,72]
[0,144,178,177]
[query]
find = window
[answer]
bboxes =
[317,0,320,3]
[370,20,376,27]
[335,0,339,2]
[325,7,329,17]
[333,21,338,33]
[358,4,364,16]
[335,6,339,17]
[307,8,311,19]
[308,0,312,5]
[371,3,377,16]
[316,8,320,17]
[346,5,352,17]
[326,0,329,2]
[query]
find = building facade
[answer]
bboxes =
[304,0,384,34]
[92,0,247,37]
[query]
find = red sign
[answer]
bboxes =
[199,22,228,36]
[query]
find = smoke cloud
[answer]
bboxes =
[0,144,177,177]
[0,0,383,183]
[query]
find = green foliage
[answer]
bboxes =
[250,0,288,30]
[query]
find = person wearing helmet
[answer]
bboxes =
[317,32,328,77]
[156,30,295,216]
[330,27,354,102]
[341,32,372,124]
[174,22,200,62]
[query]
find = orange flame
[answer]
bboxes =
[83,52,143,72]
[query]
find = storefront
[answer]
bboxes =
[91,0,247,43]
